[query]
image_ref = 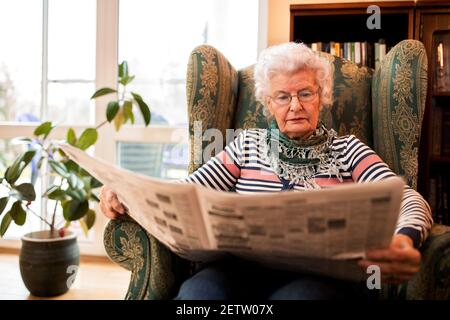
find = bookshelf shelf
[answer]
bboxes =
[431,156,450,163]
[433,92,450,97]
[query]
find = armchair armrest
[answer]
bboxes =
[103,215,191,299]
[407,223,450,299]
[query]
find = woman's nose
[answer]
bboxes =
[289,96,302,111]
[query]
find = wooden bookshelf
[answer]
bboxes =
[415,2,450,226]
[290,1,450,225]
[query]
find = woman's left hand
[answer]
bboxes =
[358,234,421,284]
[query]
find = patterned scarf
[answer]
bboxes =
[261,119,343,189]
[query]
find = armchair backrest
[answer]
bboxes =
[186,40,427,189]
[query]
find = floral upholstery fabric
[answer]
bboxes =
[233,65,269,130]
[372,40,428,190]
[104,40,450,300]
[407,225,450,299]
[186,45,238,173]
[104,215,190,299]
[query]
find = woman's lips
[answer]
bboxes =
[287,118,306,122]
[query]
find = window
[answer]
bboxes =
[0,0,266,254]
[0,0,97,250]
[0,0,42,123]
[116,0,262,179]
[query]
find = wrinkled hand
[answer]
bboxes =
[99,186,126,219]
[358,234,421,284]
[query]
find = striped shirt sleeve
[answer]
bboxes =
[177,130,245,191]
[346,135,433,248]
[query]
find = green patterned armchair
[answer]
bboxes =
[104,40,450,300]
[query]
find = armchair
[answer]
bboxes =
[104,40,450,300]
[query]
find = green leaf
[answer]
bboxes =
[47,189,67,201]
[131,92,151,126]
[37,156,45,170]
[90,176,103,189]
[119,75,135,86]
[10,201,26,226]
[11,137,33,144]
[84,209,96,230]
[119,61,129,79]
[90,87,117,99]
[0,197,9,216]
[67,172,84,190]
[58,148,67,158]
[90,193,100,203]
[22,150,36,165]
[79,219,89,237]
[49,160,68,177]
[64,160,80,173]
[4,150,35,185]
[67,128,77,146]
[0,212,13,237]
[106,101,120,122]
[63,199,89,221]
[34,121,54,138]
[76,128,98,150]
[78,168,91,177]
[123,100,134,124]
[113,107,125,131]
[66,188,87,201]
[5,161,26,185]
[9,183,36,201]
[131,92,143,100]
[44,184,59,196]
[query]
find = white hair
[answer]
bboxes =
[254,42,333,109]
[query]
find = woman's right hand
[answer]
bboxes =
[99,186,126,219]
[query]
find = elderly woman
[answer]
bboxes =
[99,42,433,300]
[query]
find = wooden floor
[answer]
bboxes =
[0,252,131,300]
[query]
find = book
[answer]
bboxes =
[361,42,367,66]
[350,42,355,63]
[375,42,380,70]
[355,42,361,66]
[330,41,335,55]
[379,39,386,64]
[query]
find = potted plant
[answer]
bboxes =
[0,61,150,297]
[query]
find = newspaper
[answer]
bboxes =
[60,143,405,281]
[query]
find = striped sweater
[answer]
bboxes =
[183,129,433,248]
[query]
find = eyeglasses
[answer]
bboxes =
[268,89,319,107]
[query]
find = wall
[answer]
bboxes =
[268,0,414,46]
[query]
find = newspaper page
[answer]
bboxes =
[59,143,218,261]
[59,143,404,281]
[195,179,403,280]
